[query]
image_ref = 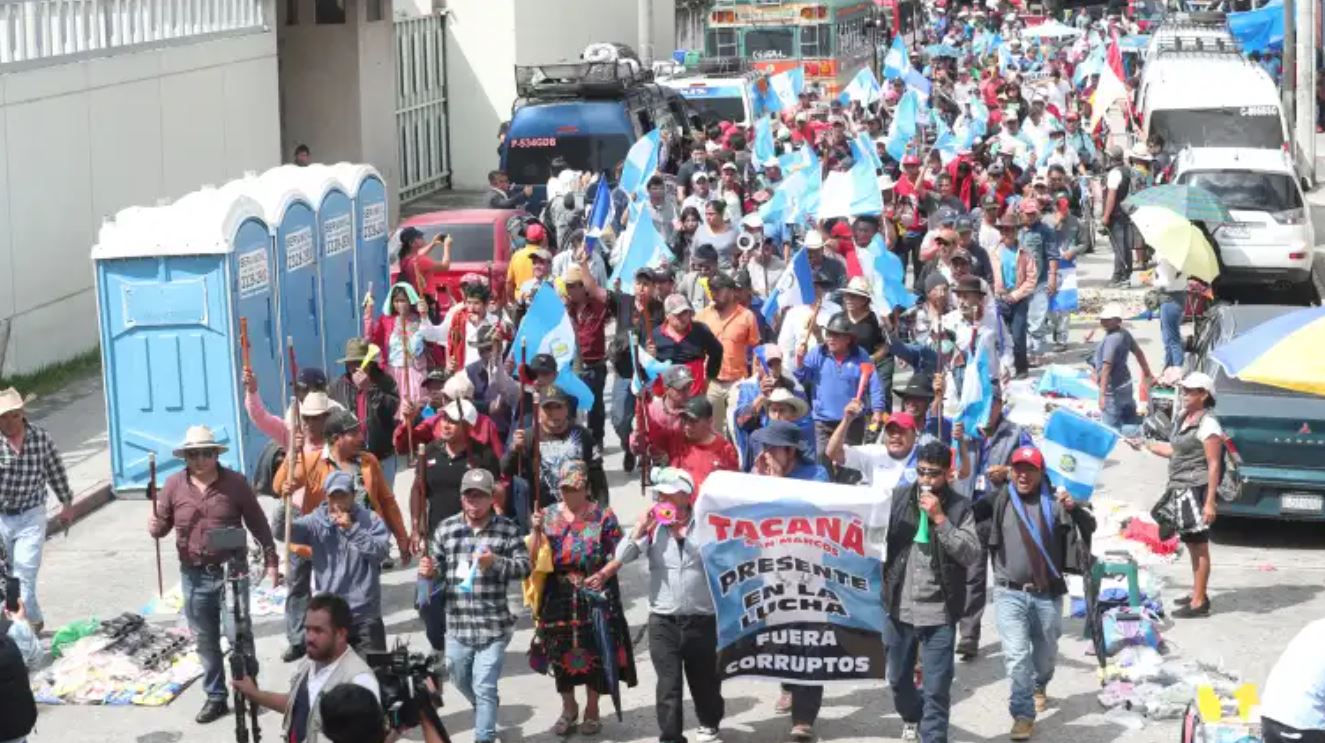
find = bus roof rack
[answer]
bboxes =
[1163,11,1227,25]
[514,60,654,99]
[1154,35,1240,54]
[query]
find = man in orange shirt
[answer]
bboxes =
[695,272,761,436]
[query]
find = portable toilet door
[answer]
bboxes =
[91,190,279,490]
[247,176,327,377]
[331,163,391,318]
[269,164,359,371]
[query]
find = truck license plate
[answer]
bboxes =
[1281,493,1323,513]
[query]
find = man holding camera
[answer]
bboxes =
[147,425,279,724]
[231,593,379,743]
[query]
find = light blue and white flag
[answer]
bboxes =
[754,116,776,164]
[629,332,673,395]
[1037,364,1099,400]
[904,68,932,100]
[860,234,914,310]
[818,157,883,220]
[850,131,884,173]
[1074,42,1105,87]
[510,283,596,411]
[885,89,921,161]
[956,343,996,433]
[883,35,910,80]
[778,144,819,176]
[931,115,959,164]
[761,246,815,326]
[1042,409,1120,500]
[839,66,882,105]
[584,173,613,256]
[762,67,805,113]
[1050,259,1079,312]
[608,205,670,294]
[619,129,661,199]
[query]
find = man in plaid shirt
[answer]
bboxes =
[418,468,529,743]
[0,388,74,633]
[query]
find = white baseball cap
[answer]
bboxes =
[1098,303,1125,321]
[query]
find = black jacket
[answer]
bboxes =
[883,481,974,624]
[983,483,1097,595]
[0,626,36,740]
[489,186,529,210]
[329,366,400,460]
[500,422,607,506]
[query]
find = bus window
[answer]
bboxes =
[745,27,796,60]
[706,29,739,57]
[800,24,831,57]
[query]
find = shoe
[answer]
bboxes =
[900,722,919,741]
[623,451,636,473]
[956,642,978,661]
[1175,594,1193,607]
[196,699,230,724]
[789,723,815,742]
[775,690,793,714]
[696,726,722,743]
[1010,717,1035,740]
[1173,600,1212,618]
[382,556,395,570]
[282,644,306,663]
[1033,687,1049,714]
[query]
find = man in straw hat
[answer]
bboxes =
[148,425,279,724]
[0,387,74,636]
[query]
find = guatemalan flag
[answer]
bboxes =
[510,283,596,412]
[754,116,776,164]
[885,89,921,161]
[1042,409,1120,500]
[883,35,910,80]
[761,67,805,113]
[839,66,882,106]
[761,246,815,326]
[955,344,996,432]
[850,131,884,173]
[818,156,883,220]
[629,332,672,395]
[608,203,670,294]
[860,235,914,310]
[1050,259,1079,312]
[584,172,612,256]
[619,129,661,199]
[931,114,959,164]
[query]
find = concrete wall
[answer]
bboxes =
[277,0,400,219]
[0,29,281,378]
[446,0,675,189]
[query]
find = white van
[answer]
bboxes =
[1172,147,1316,300]
[1139,56,1287,151]
[659,71,763,127]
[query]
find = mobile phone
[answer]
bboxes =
[4,576,19,613]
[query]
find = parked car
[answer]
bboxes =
[390,209,525,311]
[1184,303,1325,521]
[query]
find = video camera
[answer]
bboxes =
[208,527,262,743]
[365,643,450,741]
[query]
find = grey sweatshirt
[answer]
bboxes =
[291,503,391,620]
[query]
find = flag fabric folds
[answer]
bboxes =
[839,67,882,106]
[1041,409,1120,500]
[761,247,815,326]
[619,129,661,199]
[754,117,776,164]
[1088,36,1128,132]
[510,283,596,411]
[608,204,670,294]
[860,235,915,310]
[818,157,884,221]
[584,173,612,256]
[629,333,673,395]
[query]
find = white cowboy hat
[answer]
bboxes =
[803,230,828,249]
[767,388,810,420]
[300,391,333,416]
[843,276,874,300]
[173,425,229,458]
[1098,303,1126,321]
[0,387,24,417]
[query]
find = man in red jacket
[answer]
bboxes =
[632,396,737,500]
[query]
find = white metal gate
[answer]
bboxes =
[395,13,450,203]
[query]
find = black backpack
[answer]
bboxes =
[0,627,37,740]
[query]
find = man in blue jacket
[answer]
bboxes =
[794,313,885,476]
[291,470,392,652]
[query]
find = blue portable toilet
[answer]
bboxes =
[271,164,359,372]
[244,174,327,376]
[330,163,391,315]
[92,189,284,490]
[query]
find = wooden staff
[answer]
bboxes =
[286,394,301,557]
[515,339,528,480]
[636,302,654,493]
[239,318,252,374]
[147,452,163,598]
[400,311,416,466]
[797,295,824,357]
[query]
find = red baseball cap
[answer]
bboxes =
[1010,446,1045,470]
[884,412,918,432]
[525,223,547,244]
[830,222,853,238]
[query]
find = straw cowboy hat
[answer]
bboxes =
[767,388,810,420]
[0,387,25,416]
[172,425,229,458]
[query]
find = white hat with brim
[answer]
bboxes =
[300,391,333,416]
[173,425,229,458]
[842,276,874,300]
[1098,303,1126,321]
[767,388,810,419]
[0,387,24,417]
[803,230,827,249]
[1180,371,1215,393]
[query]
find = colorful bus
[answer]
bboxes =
[703,0,880,97]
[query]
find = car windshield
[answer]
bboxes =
[410,223,494,264]
[1178,170,1301,212]
[686,95,746,123]
[744,28,796,61]
[1150,108,1284,149]
[505,134,632,185]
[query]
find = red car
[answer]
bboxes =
[390,208,525,311]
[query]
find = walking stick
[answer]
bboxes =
[400,312,416,465]
[515,339,528,481]
[286,394,301,559]
[239,318,252,375]
[147,452,163,598]
[635,303,654,494]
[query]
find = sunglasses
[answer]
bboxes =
[916,467,946,477]
[185,450,218,460]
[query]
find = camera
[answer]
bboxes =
[206,526,248,554]
[736,233,756,252]
[366,643,447,732]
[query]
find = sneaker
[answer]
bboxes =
[1033,688,1049,714]
[696,726,722,743]
[956,642,978,662]
[900,722,919,741]
[1010,717,1035,740]
[775,690,793,714]
[196,698,230,724]
[623,451,636,473]
[789,723,815,742]
[281,644,306,663]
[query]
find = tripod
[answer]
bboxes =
[223,556,262,743]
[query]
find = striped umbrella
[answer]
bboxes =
[1212,306,1325,396]
[1122,184,1233,224]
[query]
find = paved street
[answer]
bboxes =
[22,228,1325,743]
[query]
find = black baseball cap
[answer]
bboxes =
[529,353,558,375]
[399,227,424,246]
[297,368,328,388]
[708,273,737,291]
[679,396,714,420]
